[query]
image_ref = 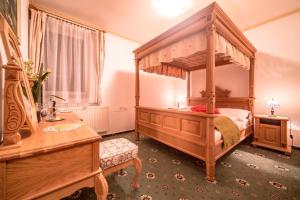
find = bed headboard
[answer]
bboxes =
[189,97,251,110]
[190,86,251,110]
[200,86,231,98]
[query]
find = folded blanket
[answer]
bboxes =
[215,115,240,148]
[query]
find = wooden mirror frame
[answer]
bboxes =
[0,14,38,146]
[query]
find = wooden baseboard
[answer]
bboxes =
[101,130,135,137]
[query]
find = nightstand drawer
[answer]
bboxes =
[259,118,281,126]
[253,115,291,154]
[257,124,281,147]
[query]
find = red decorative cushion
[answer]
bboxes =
[191,104,220,114]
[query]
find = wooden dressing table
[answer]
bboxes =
[0,14,108,200]
[0,113,108,200]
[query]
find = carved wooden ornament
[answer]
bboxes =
[3,57,26,145]
[200,86,231,98]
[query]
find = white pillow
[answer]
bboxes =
[216,113,239,121]
[218,108,250,120]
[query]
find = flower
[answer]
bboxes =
[30,63,51,103]
[24,60,34,76]
[269,181,287,190]
[148,158,158,164]
[246,163,259,169]
[146,172,156,180]
[161,184,169,190]
[151,148,158,152]
[140,195,153,200]
[221,162,232,168]
[174,173,186,182]
[274,165,289,171]
[254,153,266,158]
[235,178,250,187]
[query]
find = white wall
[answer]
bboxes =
[101,33,137,134]
[140,72,178,108]
[190,64,249,97]
[244,12,300,146]
[101,33,178,134]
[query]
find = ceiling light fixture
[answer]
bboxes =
[153,0,193,17]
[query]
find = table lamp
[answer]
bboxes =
[176,96,186,108]
[266,98,280,116]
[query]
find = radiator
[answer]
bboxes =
[59,106,109,133]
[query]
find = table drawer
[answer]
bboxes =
[6,143,93,200]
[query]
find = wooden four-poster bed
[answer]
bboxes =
[133,2,256,181]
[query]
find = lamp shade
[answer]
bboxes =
[266,98,280,108]
[176,96,186,108]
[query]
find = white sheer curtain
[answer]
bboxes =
[29,9,47,72]
[43,16,101,106]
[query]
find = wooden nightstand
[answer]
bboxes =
[252,115,291,154]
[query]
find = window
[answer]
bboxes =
[43,16,104,106]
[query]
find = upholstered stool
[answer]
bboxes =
[100,138,142,189]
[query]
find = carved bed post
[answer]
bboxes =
[249,58,255,126]
[3,56,26,145]
[135,58,140,141]
[205,22,216,182]
[187,71,190,106]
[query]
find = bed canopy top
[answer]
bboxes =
[133,2,256,79]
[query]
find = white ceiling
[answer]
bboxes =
[32,0,300,44]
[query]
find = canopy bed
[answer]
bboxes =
[133,3,256,182]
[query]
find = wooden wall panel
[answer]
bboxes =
[149,113,162,126]
[163,116,179,131]
[181,119,200,135]
[139,111,149,123]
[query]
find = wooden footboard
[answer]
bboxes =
[137,107,213,161]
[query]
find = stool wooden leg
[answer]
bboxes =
[95,173,108,200]
[133,157,142,189]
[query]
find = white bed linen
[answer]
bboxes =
[214,119,248,142]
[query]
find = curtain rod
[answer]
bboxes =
[29,5,105,33]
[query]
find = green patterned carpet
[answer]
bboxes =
[64,132,300,200]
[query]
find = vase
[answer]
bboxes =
[35,103,41,122]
